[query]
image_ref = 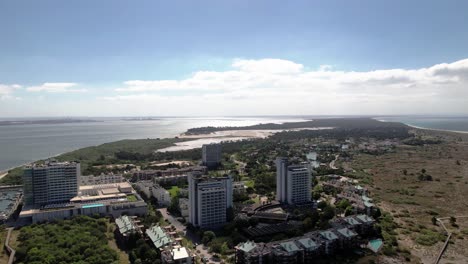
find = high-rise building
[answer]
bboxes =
[188,172,232,228]
[275,157,312,205]
[202,143,222,168]
[23,161,80,206]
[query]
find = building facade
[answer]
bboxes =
[202,144,222,168]
[23,161,80,206]
[275,158,312,205]
[188,172,233,228]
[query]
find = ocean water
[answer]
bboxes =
[377,116,468,133]
[0,117,308,171]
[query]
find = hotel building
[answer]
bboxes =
[188,172,232,228]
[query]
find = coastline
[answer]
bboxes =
[374,118,468,134]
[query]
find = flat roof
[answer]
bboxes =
[172,247,189,260]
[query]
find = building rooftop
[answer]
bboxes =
[171,246,190,260]
[320,230,338,241]
[115,215,137,235]
[237,241,257,253]
[337,228,357,238]
[356,214,374,223]
[297,238,318,250]
[343,216,361,226]
[146,225,173,249]
[280,241,300,253]
[0,187,22,221]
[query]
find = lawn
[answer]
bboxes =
[167,186,180,198]
[126,194,137,202]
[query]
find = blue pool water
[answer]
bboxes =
[82,203,104,209]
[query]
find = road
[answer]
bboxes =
[158,208,221,264]
[329,154,339,169]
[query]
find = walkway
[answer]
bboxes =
[3,227,16,264]
[434,216,468,264]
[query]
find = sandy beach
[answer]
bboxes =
[158,127,333,152]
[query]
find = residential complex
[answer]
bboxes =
[23,161,80,206]
[188,172,233,228]
[115,215,143,245]
[135,181,171,206]
[80,173,124,185]
[275,158,312,205]
[202,143,222,168]
[235,214,376,264]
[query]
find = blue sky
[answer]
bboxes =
[1,0,468,116]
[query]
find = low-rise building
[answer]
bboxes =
[80,174,124,186]
[233,181,246,194]
[151,184,171,206]
[235,215,376,264]
[0,186,23,223]
[20,182,147,224]
[146,225,174,249]
[161,246,192,264]
[115,215,142,246]
[178,198,189,219]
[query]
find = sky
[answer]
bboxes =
[1,0,468,117]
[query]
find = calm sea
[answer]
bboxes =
[0,117,308,171]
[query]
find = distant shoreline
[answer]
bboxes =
[0,119,101,126]
[375,118,468,134]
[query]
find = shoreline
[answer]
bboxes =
[2,120,468,175]
[374,118,468,134]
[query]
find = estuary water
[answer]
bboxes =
[1,115,468,172]
[0,117,308,171]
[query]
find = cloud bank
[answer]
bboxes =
[105,58,468,116]
[26,83,86,93]
[2,58,468,116]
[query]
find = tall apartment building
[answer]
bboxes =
[188,172,232,228]
[23,161,80,206]
[202,144,222,168]
[276,157,312,205]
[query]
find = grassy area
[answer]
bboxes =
[126,194,137,202]
[0,227,9,264]
[167,186,180,198]
[348,140,468,262]
[107,223,130,264]
[244,180,255,188]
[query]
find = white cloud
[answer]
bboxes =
[0,84,21,100]
[107,58,468,115]
[4,58,468,116]
[26,83,87,93]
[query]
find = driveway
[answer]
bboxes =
[157,208,221,263]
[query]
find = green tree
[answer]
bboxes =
[202,231,216,245]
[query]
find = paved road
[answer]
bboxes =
[158,208,221,264]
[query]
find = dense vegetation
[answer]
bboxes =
[15,216,119,264]
[185,118,409,135]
